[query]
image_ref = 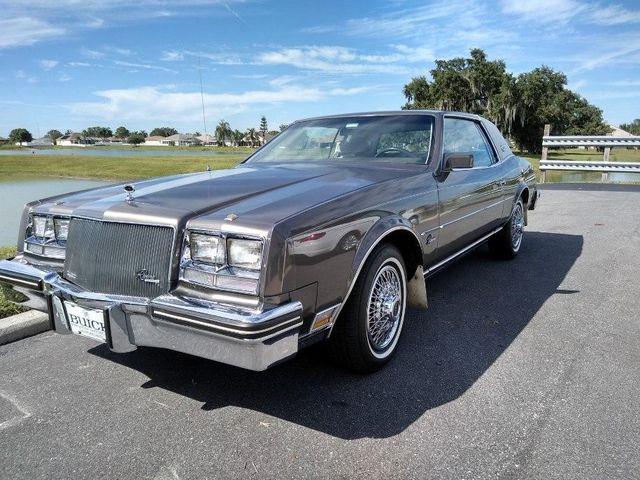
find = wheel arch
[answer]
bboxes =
[352,218,422,280]
[513,184,530,225]
[328,217,425,337]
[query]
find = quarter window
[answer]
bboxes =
[443,118,496,167]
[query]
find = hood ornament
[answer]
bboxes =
[124,184,135,203]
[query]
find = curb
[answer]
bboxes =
[0,310,51,346]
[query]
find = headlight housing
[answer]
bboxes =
[227,238,262,271]
[24,214,70,259]
[33,215,54,239]
[53,217,70,241]
[190,233,224,265]
[180,231,264,295]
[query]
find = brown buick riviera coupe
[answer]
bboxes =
[0,111,538,372]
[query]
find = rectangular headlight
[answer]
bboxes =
[33,215,54,239]
[53,218,70,241]
[190,233,224,265]
[227,238,262,270]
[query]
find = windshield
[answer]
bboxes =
[247,114,434,164]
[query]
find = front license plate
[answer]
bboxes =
[64,301,107,343]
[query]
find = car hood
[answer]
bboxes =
[32,162,424,231]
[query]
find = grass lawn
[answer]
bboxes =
[0,153,247,181]
[1,144,255,153]
[0,246,27,319]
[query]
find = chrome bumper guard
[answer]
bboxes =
[0,258,303,371]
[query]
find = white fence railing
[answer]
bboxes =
[539,124,640,182]
[542,136,640,148]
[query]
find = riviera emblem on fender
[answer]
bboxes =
[136,269,160,284]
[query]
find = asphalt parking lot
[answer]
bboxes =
[1,185,639,479]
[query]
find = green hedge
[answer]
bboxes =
[0,247,27,319]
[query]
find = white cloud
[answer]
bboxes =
[113,60,179,74]
[80,47,105,59]
[103,45,133,56]
[58,73,72,82]
[501,0,640,26]
[303,0,487,40]
[1,1,247,49]
[587,4,640,26]
[0,17,65,48]
[68,84,375,122]
[570,40,640,72]
[184,50,245,65]
[15,69,38,83]
[38,59,59,70]
[161,50,184,62]
[268,75,300,87]
[84,18,105,28]
[391,45,434,63]
[258,45,412,74]
[501,0,584,23]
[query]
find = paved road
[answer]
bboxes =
[1,186,639,479]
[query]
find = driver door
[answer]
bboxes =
[434,116,503,260]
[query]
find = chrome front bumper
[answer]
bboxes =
[0,257,303,371]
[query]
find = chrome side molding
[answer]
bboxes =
[424,227,503,277]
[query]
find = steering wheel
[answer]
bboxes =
[375,147,414,158]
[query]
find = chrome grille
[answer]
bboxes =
[64,218,174,297]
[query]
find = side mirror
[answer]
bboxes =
[444,153,474,171]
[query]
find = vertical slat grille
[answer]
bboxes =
[64,218,174,297]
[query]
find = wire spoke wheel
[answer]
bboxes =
[328,244,407,372]
[510,202,525,251]
[366,264,403,352]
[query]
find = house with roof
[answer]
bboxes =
[57,133,93,146]
[160,134,202,146]
[24,137,54,147]
[144,135,166,146]
[196,134,217,146]
[608,126,633,137]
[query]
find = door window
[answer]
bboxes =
[443,118,496,167]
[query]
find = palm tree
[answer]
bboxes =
[214,120,232,147]
[246,128,259,147]
[232,129,243,147]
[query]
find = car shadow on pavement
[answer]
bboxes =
[89,231,583,440]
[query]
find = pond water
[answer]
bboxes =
[0,178,109,247]
[544,171,640,184]
[0,148,246,157]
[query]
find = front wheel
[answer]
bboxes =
[489,198,525,259]
[328,244,407,373]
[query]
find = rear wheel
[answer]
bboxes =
[489,198,525,259]
[328,244,407,373]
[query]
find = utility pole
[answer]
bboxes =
[198,56,207,135]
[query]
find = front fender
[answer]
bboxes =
[352,215,418,276]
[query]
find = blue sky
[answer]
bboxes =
[1,0,639,137]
